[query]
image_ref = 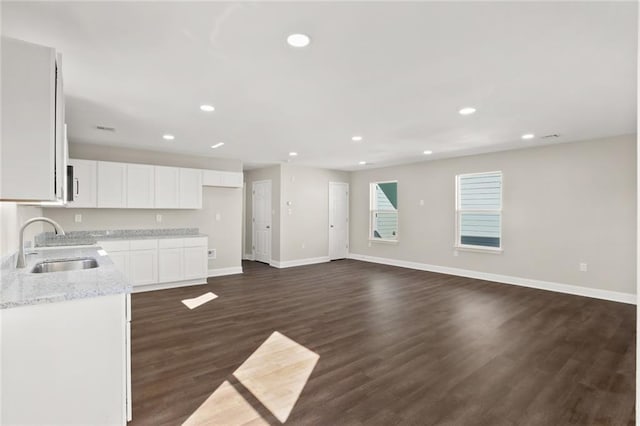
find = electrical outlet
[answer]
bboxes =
[215,213,221,221]
[74,214,82,223]
[453,250,459,257]
[419,200,425,206]
[208,249,216,259]
[579,262,588,272]
[156,214,162,223]
[302,243,305,249]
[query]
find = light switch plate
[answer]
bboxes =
[74,214,82,223]
[156,214,162,223]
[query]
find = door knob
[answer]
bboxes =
[266,225,270,229]
[330,225,334,228]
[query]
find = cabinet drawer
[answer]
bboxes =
[183,237,207,248]
[158,238,183,249]
[98,240,130,252]
[129,239,158,251]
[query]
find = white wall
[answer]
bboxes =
[0,203,43,258]
[42,143,243,272]
[244,164,349,264]
[349,135,637,297]
[244,166,281,261]
[280,164,349,262]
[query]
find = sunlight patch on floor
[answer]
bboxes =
[182,380,268,426]
[182,292,218,310]
[233,331,320,423]
[181,331,319,425]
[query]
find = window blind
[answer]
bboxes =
[457,172,502,248]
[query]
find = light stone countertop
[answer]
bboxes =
[35,228,207,248]
[0,247,132,310]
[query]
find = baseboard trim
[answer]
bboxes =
[347,253,636,305]
[243,253,255,261]
[132,279,207,293]
[208,267,243,277]
[270,256,331,269]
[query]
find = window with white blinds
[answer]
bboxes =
[456,171,502,250]
[369,181,398,241]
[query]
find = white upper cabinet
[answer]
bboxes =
[64,159,235,209]
[126,164,155,208]
[1,37,67,202]
[179,168,202,209]
[154,166,180,209]
[202,170,243,188]
[67,159,97,208]
[97,162,127,208]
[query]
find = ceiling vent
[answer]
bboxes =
[541,134,560,139]
[96,125,116,132]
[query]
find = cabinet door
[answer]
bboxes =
[108,251,130,281]
[183,246,208,280]
[158,248,184,283]
[223,172,244,188]
[126,164,155,208]
[67,159,97,208]
[155,166,180,209]
[1,294,127,425]
[97,162,127,208]
[1,38,58,201]
[129,249,158,286]
[179,168,202,209]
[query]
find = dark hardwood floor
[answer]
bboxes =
[130,260,636,425]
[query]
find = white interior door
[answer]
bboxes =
[252,180,272,264]
[329,182,349,260]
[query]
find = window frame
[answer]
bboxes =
[369,180,399,243]
[455,171,503,252]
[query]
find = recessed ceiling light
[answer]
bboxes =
[358,161,367,165]
[211,142,224,149]
[200,104,215,112]
[458,107,476,116]
[423,150,433,155]
[289,152,298,157]
[162,134,175,140]
[287,33,311,47]
[521,133,535,140]
[352,135,363,142]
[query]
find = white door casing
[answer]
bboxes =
[329,182,349,260]
[252,180,272,264]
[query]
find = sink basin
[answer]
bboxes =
[31,257,99,274]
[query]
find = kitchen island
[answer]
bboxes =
[0,246,132,425]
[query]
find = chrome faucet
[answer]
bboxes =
[16,217,65,268]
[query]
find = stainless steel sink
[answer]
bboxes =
[31,257,99,274]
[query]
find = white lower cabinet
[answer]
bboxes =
[1,294,130,425]
[184,246,208,279]
[108,251,131,280]
[158,247,184,283]
[100,237,207,291]
[129,249,158,286]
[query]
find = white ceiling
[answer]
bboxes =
[2,1,637,171]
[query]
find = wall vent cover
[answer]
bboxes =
[96,125,116,132]
[541,134,560,139]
